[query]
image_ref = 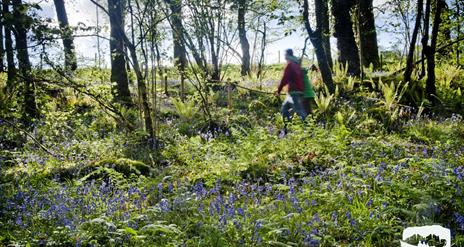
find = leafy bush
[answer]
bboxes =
[314,88,334,115]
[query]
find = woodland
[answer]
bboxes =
[0,0,464,246]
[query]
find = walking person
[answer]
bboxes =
[276,49,307,134]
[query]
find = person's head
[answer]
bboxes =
[285,49,294,61]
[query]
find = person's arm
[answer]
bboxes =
[277,64,291,94]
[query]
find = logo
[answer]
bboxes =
[400,225,451,247]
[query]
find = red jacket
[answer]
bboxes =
[278,61,304,94]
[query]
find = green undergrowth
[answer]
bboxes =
[1,64,464,246]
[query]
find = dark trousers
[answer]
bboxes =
[281,93,307,123]
[302,97,315,115]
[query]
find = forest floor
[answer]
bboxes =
[1,64,464,246]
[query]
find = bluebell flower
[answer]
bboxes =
[454,212,464,230]
[347,195,353,204]
[290,196,299,207]
[212,179,222,194]
[128,220,138,229]
[394,164,401,174]
[276,193,285,201]
[313,213,321,223]
[229,192,236,204]
[209,201,216,215]
[251,184,257,192]
[366,198,373,207]
[265,184,273,195]
[215,199,222,214]
[227,206,235,217]
[453,167,463,181]
[255,220,263,230]
[159,198,170,212]
[350,218,356,226]
[332,211,337,222]
[15,216,23,227]
[256,235,262,245]
[423,147,428,157]
[157,183,163,196]
[289,185,295,195]
[308,239,320,246]
[346,211,351,220]
[219,214,227,227]
[168,182,174,193]
[194,182,206,198]
[237,207,245,216]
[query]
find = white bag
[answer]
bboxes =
[283,94,294,104]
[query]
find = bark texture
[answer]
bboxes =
[332,0,360,76]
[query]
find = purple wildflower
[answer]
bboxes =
[455,213,464,230]
[237,207,245,216]
[366,198,373,207]
[347,195,353,204]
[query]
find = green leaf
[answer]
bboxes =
[124,227,138,236]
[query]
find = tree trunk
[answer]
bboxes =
[165,0,187,81]
[332,0,360,76]
[0,3,4,73]
[359,0,380,69]
[425,0,445,104]
[457,0,460,65]
[165,0,206,76]
[257,22,267,79]
[12,0,39,122]
[304,0,335,93]
[404,0,423,83]
[91,0,152,137]
[315,0,332,69]
[210,35,220,81]
[108,0,132,107]
[420,0,432,79]
[206,11,220,83]
[128,42,154,138]
[238,0,251,76]
[53,0,77,71]
[123,3,153,138]
[3,0,16,90]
